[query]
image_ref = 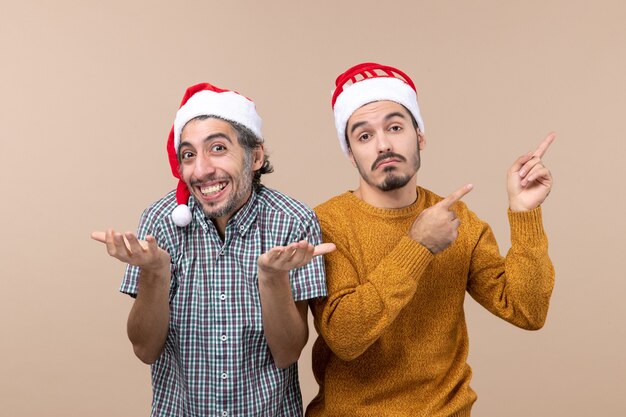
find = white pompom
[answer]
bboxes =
[172,204,192,227]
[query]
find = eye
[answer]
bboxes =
[180,150,195,160]
[358,132,371,142]
[211,144,227,153]
[389,125,403,132]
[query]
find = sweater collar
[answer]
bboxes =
[343,186,427,219]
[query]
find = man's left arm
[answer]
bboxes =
[258,231,334,369]
[467,133,556,329]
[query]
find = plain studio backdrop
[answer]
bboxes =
[1,1,624,416]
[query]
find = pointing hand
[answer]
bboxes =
[508,133,555,212]
[408,184,474,254]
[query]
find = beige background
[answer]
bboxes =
[1,0,625,416]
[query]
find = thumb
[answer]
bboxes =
[91,231,106,243]
[313,243,336,257]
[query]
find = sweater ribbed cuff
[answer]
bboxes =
[450,408,472,417]
[369,235,434,305]
[387,236,434,277]
[508,206,546,245]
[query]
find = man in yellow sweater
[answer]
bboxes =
[306,62,555,417]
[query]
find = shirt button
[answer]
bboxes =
[221,372,228,380]
[239,225,245,232]
[222,411,228,417]
[219,293,226,301]
[220,335,227,342]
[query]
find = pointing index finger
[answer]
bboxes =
[533,132,556,158]
[439,184,474,209]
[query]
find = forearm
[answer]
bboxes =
[318,237,432,360]
[258,270,308,369]
[469,208,554,329]
[503,207,555,328]
[127,267,171,364]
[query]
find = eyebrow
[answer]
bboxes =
[349,120,369,135]
[178,132,233,151]
[349,111,408,135]
[384,111,407,121]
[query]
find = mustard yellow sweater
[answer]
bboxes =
[306,187,554,417]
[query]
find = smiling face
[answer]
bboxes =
[346,100,425,194]
[178,117,263,229]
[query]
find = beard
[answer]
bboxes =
[378,168,414,191]
[191,151,254,219]
[355,150,421,192]
[201,175,252,219]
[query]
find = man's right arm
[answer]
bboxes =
[312,226,432,361]
[313,185,473,361]
[92,230,171,364]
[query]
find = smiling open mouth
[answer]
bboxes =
[200,182,227,196]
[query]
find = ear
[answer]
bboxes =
[252,144,265,170]
[417,130,426,150]
[347,147,358,168]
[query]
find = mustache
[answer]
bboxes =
[190,175,230,187]
[371,152,406,171]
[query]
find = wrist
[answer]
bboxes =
[258,269,290,288]
[140,264,171,285]
[508,202,535,212]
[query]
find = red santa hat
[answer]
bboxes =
[166,82,263,227]
[331,62,425,156]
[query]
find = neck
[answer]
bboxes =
[209,189,254,241]
[212,217,229,241]
[353,177,418,209]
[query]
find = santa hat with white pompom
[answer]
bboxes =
[331,62,425,157]
[166,82,263,227]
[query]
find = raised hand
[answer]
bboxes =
[508,133,555,212]
[409,184,474,254]
[91,229,171,274]
[257,240,336,275]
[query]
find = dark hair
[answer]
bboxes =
[179,115,274,190]
[344,103,419,151]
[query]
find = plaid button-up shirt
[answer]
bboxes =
[121,187,327,417]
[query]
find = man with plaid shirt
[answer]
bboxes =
[92,82,333,416]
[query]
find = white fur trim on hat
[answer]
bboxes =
[174,90,263,150]
[333,77,424,156]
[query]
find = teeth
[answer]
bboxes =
[200,183,226,195]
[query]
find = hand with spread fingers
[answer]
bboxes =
[508,133,556,212]
[258,240,336,275]
[90,230,171,274]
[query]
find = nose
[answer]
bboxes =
[192,153,217,179]
[376,131,392,153]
